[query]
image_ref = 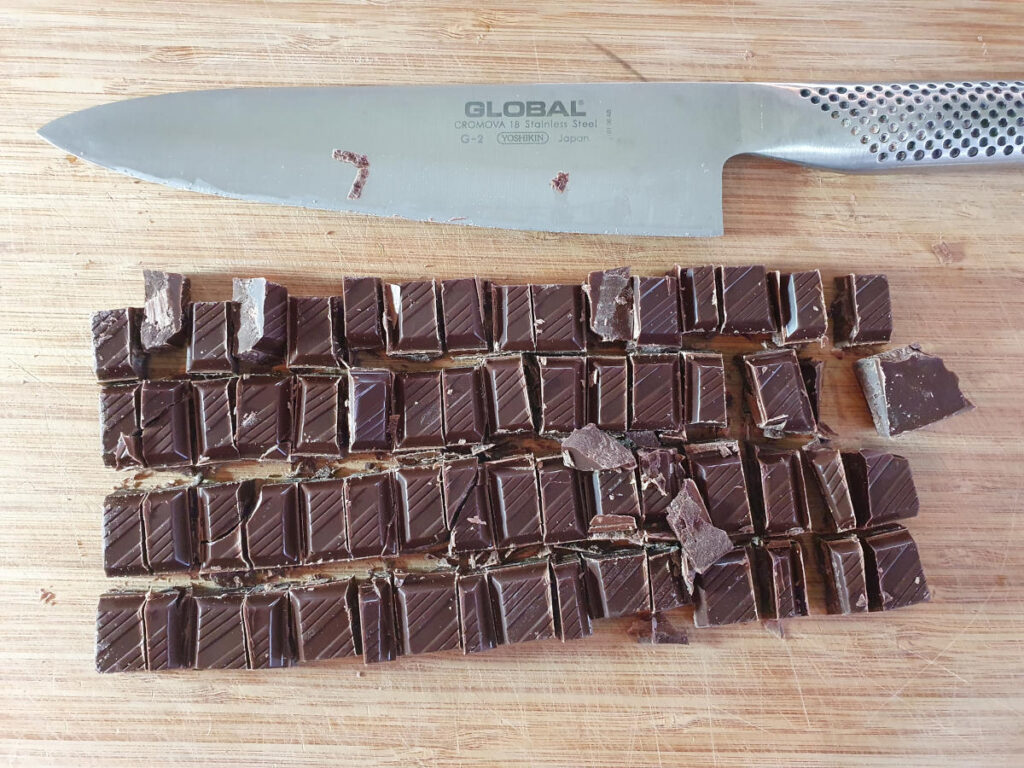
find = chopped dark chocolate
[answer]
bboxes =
[772,270,827,345]
[347,368,393,452]
[832,273,892,347]
[551,559,593,641]
[855,344,973,437]
[441,367,488,445]
[678,265,719,335]
[742,349,817,437]
[300,479,349,563]
[665,479,733,581]
[585,267,633,342]
[561,423,636,471]
[141,270,191,351]
[648,547,691,612]
[457,573,498,654]
[537,457,590,544]
[536,356,586,435]
[592,467,642,521]
[531,283,586,352]
[717,265,777,335]
[483,356,533,434]
[842,449,919,527]
[693,548,759,627]
[144,589,191,670]
[683,352,727,428]
[818,535,869,614]
[244,482,301,569]
[358,575,398,664]
[193,592,247,669]
[396,370,444,449]
[103,492,147,577]
[444,458,494,554]
[99,384,141,468]
[342,276,385,352]
[802,444,857,532]
[582,549,651,619]
[394,571,460,656]
[192,378,238,464]
[384,280,442,357]
[395,465,448,551]
[140,380,193,468]
[197,481,253,572]
[634,275,683,348]
[289,580,357,662]
[345,472,398,558]
[96,592,147,673]
[488,561,555,644]
[440,278,489,353]
[485,456,543,548]
[143,488,195,573]
[243,591,292,669]
[92,307,147,382]
[630,354,682,431]
[587,356,628,431]
[187,301,236,375]
[751,540,808,619]
[747,445,809,536]
[234,376,291,460]
[637,448,688,531]
[861,526,931,611]
[491,284,535,352]
[291,375,343,457]
[232,277,287,366]
[686,441,753,535]
[287,296,343,369]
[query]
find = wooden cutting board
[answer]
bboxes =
[2,2,1023,766]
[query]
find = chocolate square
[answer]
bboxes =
[347,368,393,452]
[144,589,192,671]
[751,540,808,619]
[677,265,719,335]
[395,465,448,552]
[441,367,488,445]
[395,571,460,656]
[193,592,247,669]
[694,548,758,627]
[140,380,193,468]
[537,457,590,544]
[396,370,444,449]
[634,275,682,348]
[683,351,727,428]
[492,284,535,352]
[197,481,253,572]
[342,276,385,352]
[842,449,920,527]
[488,561,555,644]
[648,547,691,612]
[345,472,398,558]
[686,441,752,535]
[99,383,141,468]
[192,378,238,464]
[585,267,633,342]
[531,283,585,352]
[443,458,494,554]
[384,280,442,357]
[485,456,543,548]
[233,376,291,460]
[291,375,344,457]
[358,575,398,664]
[818,535,869,614]
[717,265,776,335]
[300,478,349,563]
[637,448,688,531]
[187,301,236,375]
[802,444,857,532]
[92,307,147,382]
[289,580,357,662]
[592,468,642,520]
[747,445,809,536]
[551,558,592,641]
[832,273,892,347]
[861,525,930,611]
[96,592,146,673]
[483,356,533,434]
[587,356,628,431]
[102,492,147,577]
[582,549,651,618]
[536,356,586,435]
[457,573,498,653]
[630,354,682,431]
[773,270,827,345]
[287,296,343,369]
[143,488,196,573]
[232,277,287,366]
[141,270,190,351]
[243,591,293,669]
[742,349,817,437]
[440,277,489,353]
[244,482,301,569]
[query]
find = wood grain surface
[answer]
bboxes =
[2,2,1024,766]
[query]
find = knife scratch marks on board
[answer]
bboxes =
[333,149,371,199]
[585,37,647,82]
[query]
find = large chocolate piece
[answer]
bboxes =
[855,344,973,437]
[488,561,555,644]
[585,267,633,342]
[683,352,727,428]
[141,270,191,351]
[582,549,651,619]
[842,449,919,527]
[818,535,869,614]
[678,265,719,335]
[748,445,809,536]
[637,448,687,530]
[347,369,393,452]
[143,488,195,573]
[444,458,494,554]
[440,278,489,353]
[342,276,385,352]
[441,367,487,445]
[197,481,253,572]
[551,559,593,641]
[717,265,776,336]
[140,380,193,468]
[491,284,535,352]
[665,478,733,580]
[103,492,147,577]
[234,376,291,460]
[456,573,498,654]
[772,270,826,345]
[243,591,293,669]
[561,423,636,472]
[193,592,247,669]
[693,548,759,627]
[358,575,398,664]
[686,441,753,535]
[394,571,460,656]
[144,589,192,671]
[587,356,628,431]
[537,457,590,544]
[486,456,544,548]
[536,356,586,434]
[287,296,343,369]
[395,465,448,551]
[345,472,398,558]
[647,547,691,612]
[832,273,892,347]
[96,592,147,673]
[396,370,444,449]
[187,301,236,375]
[742,349,817,437]
[630,354,682,431]
[245,482,301,569]
[289,580,357,662]
[751,540,808,619]
[634,275,682,348]
[300,479,349,563]
[233,277,287,366]
[592,468,642,520]
[291,375,343,457]
[384,280,442,357]
[92,307,147,382]
[483,356,533,434]
[861,526,931,611]
[531,284,585,352]
[802,444,857,532]
[99,384,141,468]
[192,378,238,464]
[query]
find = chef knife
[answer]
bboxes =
[39,80,1024,237]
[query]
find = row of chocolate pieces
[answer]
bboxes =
[102,434,920,578]
[91,266,894,383]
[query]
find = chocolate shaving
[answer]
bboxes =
[333,149,371,200]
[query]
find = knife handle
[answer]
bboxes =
[755,80,1024,172]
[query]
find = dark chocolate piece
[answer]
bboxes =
[683,352,727,428]
[144,589,192,670]
[245,482,301,569]
[342,276,384,351]
[300,479,349,563]
[187,301,236,375]
[488,561,555,644]
[233,277,287,366]
[140,380,193,468]
[197,481,252,572]
[456,573,498,654]
[587,356,628,431]
[648,547,691,612]
[686,441,753,535]
[818,535,869,614]
[861,526,931,611]
[773,270,827,345]
[582,549,651,619]
[748,445,809,536]
[234,375,291,460]
[588,513,638,536]
[395,571,460,656]
[289,580,357,662]
[396,370,444,449]
[444,458,494,554]
[291,375,343,457]
[483,356,533,434]
[395,465,448,551]
[551,559,593,641]
[103,492,147,577]
[832,273,892,347]
[855,344,974,437]
[537,458,590,544]
[143,488,195,573]
[384,280,442,357]
[693,548,758,627]
[192,378,238,464]
[802,444,857,532]
[742,349,817,437]
[345,472,398,558]
[485,456,543,548]
[347,368,393,452]
[287,296,343,369]
[842,449,919,528]
[638,448,688,531]
[585,267,633,342]
[630,354,682,431]
[491,284,535,352]
[141,270,190,351]
[592,468,642,520]
[561,423,636,471]
[243,591,292,669]
[531,283,585,352]
[92,308,147,382]
[358,575,398,664]
[634,275,682,348]
[717,265,777,335]
[96,592,147,673]
[665,478,733,580]
[631,613,689,645]
[801,358,825,422]
[440,278,489,353]
[99,384,141,468]
[678,265,719,335]
[193,592,247,669]
[751,540,808,619]
[536,356,586,435]
[441,367,487,445]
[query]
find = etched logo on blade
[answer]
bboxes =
[464,100,586,118]
[497,132,549,145]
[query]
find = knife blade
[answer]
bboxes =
[39,80,1024,237]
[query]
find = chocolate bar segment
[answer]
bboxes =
[345,472,398,558]
[457,573,498,653]
[585,267,633,342]
[842,449,920,527]
[491,284,535,352]
[537,457,590,544]
[141,270,191,351]
[193,378,238,464]
[536,356,586,434]
[384,280,442,357]
[441,367,487,445]
[832,273,892,347]
[648,547,691,612]
[143,488,196,573]
[193,592,247,669]
[244,482,301,569]
[634,275,682,348]
[686,441,753,536]
[748,445,809,536]
[488,561,555,645]
[103,492,147,576]
[751,540,808,619]
[300,479,349,563]
[289,580,357,662]
[592,467,642,520]
[694,548,759,627]
[637,448,688,531]
[630,354,682,431]
[197,481,252,572]
[92,307,147,382]
[187,301,236,375]
[802,444,857,532]
[818,535,869,614]
[483,356,533,434]
[287,296,343,369]
[440,277,489,353]
[144,589,192,670]
[99,384,141,468]
[742,349,817,437]
[588,356,628,431]
[291,375,343,457]
[717,265,776,335]
[801,358,825,422]
[140,380,193,468]
[551,559,592,641]
[234,376,291,460]
[678,265,719,335]
[358,575,398,664]
[531,283,585,352]
[444,458,494,554]
[233,277,287,366]
[396,370,444,449]
[394,571,460,656]
[861,526,930,611]
[773,270,826,345]
[96,592,147,673]
[395,465,448,551]
[342,276,385,352]
[582,549,651,619]
[347,369,393,452]
[486,456,544,548]
[683,352,727,428]
[243,591,293,669]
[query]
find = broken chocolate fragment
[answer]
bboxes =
[291,375,343,457]
[802,444,857,532]
[485,456,544,548]
[234,376,291,460]
[187,301,236,375]
[140,380,193,468]
[394,571,460,656]
[751,540,808,619]
[678,265,719,335]
[647,547,692,612]
[457,572,498,654]
[742,349,818,437]
[345,472,398,558]
[395,465,447,551]
[347,368,393,452]
[531,284,586,352]
[582,549,651,619]
[561,423,636,471]
[342,276,385,352]
[197,481,253,572]
[630,354,682,431]
[551,558,593,641]
[243,590,292,669]
[585,267,633,342]
[686,441,753,536]
[244,482,301,569]
[491,284,535,352]
[193,592,247,669]
[99,384,141,468]
[358,575,398,663]
[683,352,727,428]
[637,448,688,531]
[537,457,590,544]
[842,449,919,527]
[694,548,759,627]
[832,273,892,347]
[665,479,734,582]
[772,270,827,345]
[717,265,776,336]
[747,445,809,535]
[384,280,442,358]
[483,356,533,434]
[818,535,869,614]
[488,561,555,644]
[396,370,444,450]
[287,296,343,369]
[96,592,147,673]
[232,277,287,366]
[300,479,348,563]
[289,580,357,662]
[441,367,487,445]
[141,270,191,351]
[536,356,586,435]
[440,278,489,353]
[861,525,930,611]
[587,356,628,431]
[588,513,638,536]
[192,378,238,464]
[143,488,195,573]
[92,308,147,382]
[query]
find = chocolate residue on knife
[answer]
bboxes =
[551,172,569,192]
[666,479,733,586]
[561,424,637,471]
[333,149,371,200]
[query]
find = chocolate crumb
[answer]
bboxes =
[333,149,371,200]
[551,172,569,192]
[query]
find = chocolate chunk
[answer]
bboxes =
[488,561,555,644]
[187,301,236,375]
[802,444,857,532]
[233,277,287,366]
[143,488,196,573]
[193,592,247,669]
[585,267,633,342]
[742,349,817,437]
[665,478,733,581]
[832,273,892,347]
[772,270,827,345]
[347,368,393,452]
[588,513,638,536]
[717,265,776,335]
[747,445,809,536]
[358,575,398,664]
[861,525,931,611]
[234,376,291,460]
[245,482,301,569]
[587,356,628,431]
[441,367,487,445]
[483,356,533,434]
[800,358,825,422]
[140,380,193,468]
[485,456,543,548]
[582,549,651,619]
[751,540,808,619]
[818,535,869,614]
[99,384,141,468]
[592,467,642,520]
[289,580,357,662]
[634,275,682,348]
[678,265,719,335]
[96,592,146,673]
[193,378,238,464]
[396,370,444,449]
[144,589,192,670]
[537,457,590,544]
[440,278,489,353]
[536,356,586,435]
[631,613,689,645]
[300,479,348,563]
[531,284,585,352]
[855,344,974,437]
[342,276,385,352]
[395,571,460,656]
[693,548,758,627]
[291,375,343,457]
[686,441,753,535]
[551,559,593,641]
[92,308,147,382]
[444,458,494,554]
[287,296,343,369]
[345,472,398,558]
[243,591,292,669]
[648,547,691,611]
[637,448,688,531]
[395,465,447,551]
[842,449,919,527]
[456,573,498,653]
[197,481,253,572]
[141,270,190,351]
[630,354,682,431]
[561,423,636,471]
[103,492,147,577]
[384,280,442,357]
[683,352,727,427]
[491,284,535,352]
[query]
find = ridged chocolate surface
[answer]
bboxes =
[301,479,348,562]
[630,354,681,431]
[648,548,691,612]
[140,380,193,467]
[385,280,441,356]
[193,593,247,669]
[718,265,777,335]
[441,367,487,445]
[456,573,497,654]
[637,448,687,529]
[752,446,807,535]
[777,270,827,344]
[635,276,682,348]
[687,442,752,535]
[843,449,920,527]
[492,284,535,352]
[585,267,633,342]
[144,590,190,671]
[233,277,287,365]
[347,369,392,452]
[287,296,341,369]
[819,536,869,614]
[833,273,892,346]
[95,593,146,673]
[483,356,533,433]
[531,284,585,352]
[488,562,555,645]
[289,581,356,662]
[99,384,140,467]
[345,473,397,558]
[440,278,488,353]
[754,541,806,619]
[395,572,460,656]
[103,493,146,577]
[694,548,758,627]
[582,550,651,619]
[342,276,384,351]
[743,349,817,436]
[803,445,857,531]
[551,560,592,641]
[537,356,586,434]
[292,375,342,456]
[243,591,293,669]
[486,457,543,547]
[92,307,146,382]
[141,270,190,351]
[444,459,494,553]
[358,577,398,664]
[683,352,727,427]
[593,468,641,520]
[863,527,931,611]
[395,466,447,551]
[679,265,719,334]
[537,458,589,544]
[143,488,195,573]
[234,376,290,459]
[396,370,444,449]
[192,378,237,463]
[588,357,628,431]
[197,482,251,571]
[187,301,235,375]
[245,483,301,568]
